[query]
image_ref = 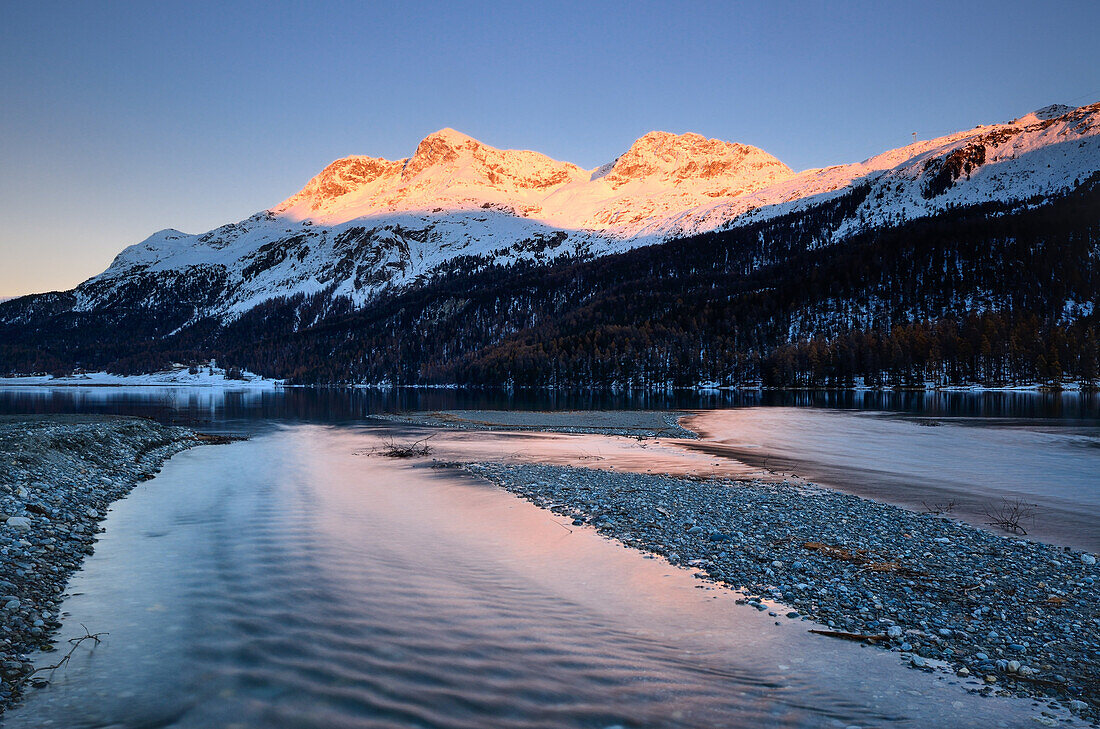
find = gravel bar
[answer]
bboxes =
[0,415,226,712]
[466,462,1099,722]
[372,409,696,438]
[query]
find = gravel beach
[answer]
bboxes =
[466,462,1100,722]
[0,415,219,711]
[372,409,697,438]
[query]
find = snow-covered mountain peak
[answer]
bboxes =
[402,127,480,178]
[1013,104,1075,125]
[103,228,189,272]
[274,130,588,224]
[400,128,586,190]
[417,126,476,146]
[149,227,189,240]
[274,155,406,215]
[603,131,793,190]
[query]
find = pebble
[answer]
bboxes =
[4,517,31,532]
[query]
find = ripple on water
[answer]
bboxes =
[3,427,1081,728]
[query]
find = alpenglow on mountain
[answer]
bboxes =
[2,101,1099,388]
[26,101,1095,322]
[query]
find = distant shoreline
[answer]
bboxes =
[1,376,1095,395]
[0,369,280,389]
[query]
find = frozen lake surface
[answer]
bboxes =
[685,408,1100,551]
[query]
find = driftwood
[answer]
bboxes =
[1004,672,1068,688]
[808,628,887,642]
[550,518,574,534]
[193,432,248,445]
[803,541,926,577]
[803,542,865,561]
[369,434,435,458]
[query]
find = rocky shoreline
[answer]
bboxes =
[0,415,220,711]
[372,410,697,438]
[466,462,1099,723]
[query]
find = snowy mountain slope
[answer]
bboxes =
[658,101,1100,240]
[93,209,609,317]
[13,102,1100,324]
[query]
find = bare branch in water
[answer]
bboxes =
[16,624,108,689]
[365,434,436,458]
[981,498,1040,535]
[922,499,958,515]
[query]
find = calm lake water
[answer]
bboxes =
[0,386,1096,728]
[1,386,1098,428]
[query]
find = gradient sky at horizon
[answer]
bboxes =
[2,0,1099,298]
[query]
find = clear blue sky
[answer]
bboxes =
[2,0,1098,297]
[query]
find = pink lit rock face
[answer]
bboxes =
[275,127,793,231]
[275,129,590,221]
[70,102,1100,318]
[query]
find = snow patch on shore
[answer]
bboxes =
[0,364,281,388]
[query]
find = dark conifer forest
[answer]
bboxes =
[2,176,1098,389]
